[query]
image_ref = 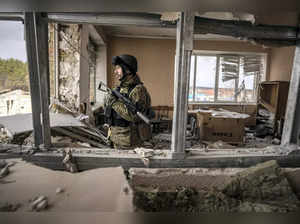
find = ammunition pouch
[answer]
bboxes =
[112,110,131,127]
[137,122,152,141]
[104,105,112,125]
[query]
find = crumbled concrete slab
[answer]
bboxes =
[0,113,84,136]
[129,168,242,192]
[222,161,296,199]
[236,202,290,212]
[130,161,300,212]
[285,168,300,200]
[0,164,9,178]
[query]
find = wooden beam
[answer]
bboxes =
[24,12,43,148]
[171,11,194,159]
[281,42,300,150]
[34,13,52,149]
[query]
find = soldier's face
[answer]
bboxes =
[114,65,123,80]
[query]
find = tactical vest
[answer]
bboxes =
[111,82,143,127]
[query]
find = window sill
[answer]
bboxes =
[189,102,257,106]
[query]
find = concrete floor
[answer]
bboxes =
[0,159,133,212]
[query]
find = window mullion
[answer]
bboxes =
[235,56,241,102]
[193,55,197,102]
[214,56,220,102]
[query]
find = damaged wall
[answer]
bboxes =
[107,37,270,106]
[58,24,81,110]
[49,24,107,113]
[79,24,91,112]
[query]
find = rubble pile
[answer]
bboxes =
[130,161,300,212]
[255,108,275,137]
[0,101,109,148]
[0,128,11,144]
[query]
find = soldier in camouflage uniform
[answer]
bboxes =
[104,54,152,149]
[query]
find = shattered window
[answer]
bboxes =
[189,52,265,104]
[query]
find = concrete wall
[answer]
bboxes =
[95,45,107,107]
[107,37,270,106]
[268,46,295,81]
[79,25,90,108]
[256,12,297,82]
[58,24,81,110]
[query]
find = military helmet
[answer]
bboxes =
[112,54,138,74]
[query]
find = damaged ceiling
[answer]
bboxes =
[101,25,239,41]
[101,12,256,41]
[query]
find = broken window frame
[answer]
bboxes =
[189,50,267,105]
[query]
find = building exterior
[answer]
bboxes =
[0,89,32,116]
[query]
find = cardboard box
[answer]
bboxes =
[195,109,246,144]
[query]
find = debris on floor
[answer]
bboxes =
[55,187,64,194]
[256,108,276,137]
[134,148,154,158]
[129,160,300,212]
[62,148,78,173]
[0,202,22,212]
[30,195,48,212]
[0,159,134,212]
[134,148,167,167]
[0,159,7,168]
[0,101,109,147]
[207,140,236,149]
[0,163,10,178]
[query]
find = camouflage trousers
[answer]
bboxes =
[109,125,142,150]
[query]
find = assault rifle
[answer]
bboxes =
[98,81,151,124]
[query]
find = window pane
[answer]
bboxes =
[238,65,256,103]
[218,65,236,102]
[188,56,195,101]
[195,56,216,102]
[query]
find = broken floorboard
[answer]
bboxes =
[22,148,300,171]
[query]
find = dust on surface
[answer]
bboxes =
[0,159,133,212]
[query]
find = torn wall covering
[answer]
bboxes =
[58,24,81,110]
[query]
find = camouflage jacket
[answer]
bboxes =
[111,74,151,123]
